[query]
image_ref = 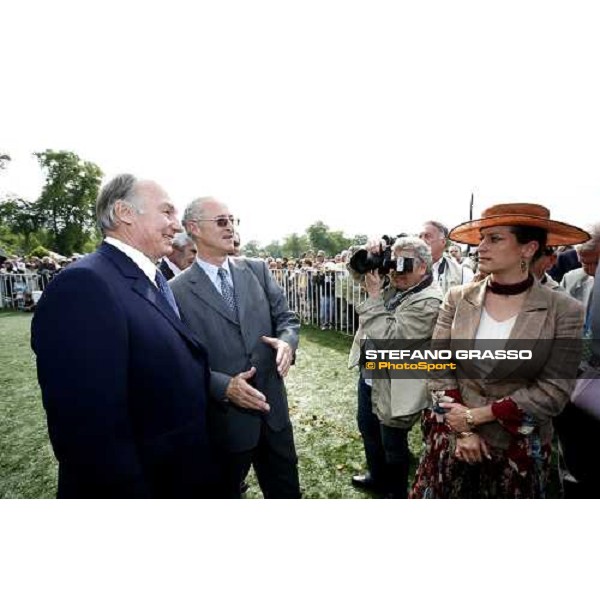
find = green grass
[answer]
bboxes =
[0,311,57,498]
[0,312,562,498]
[245,326,423,498]
[4,312,422,498]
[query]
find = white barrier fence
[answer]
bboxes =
[1,268,366,337]
[0,273,51,310]
[269,268,366,336]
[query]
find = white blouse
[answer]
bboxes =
[475,308,517,340]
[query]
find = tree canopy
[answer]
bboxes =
[241,221,360,258]
[34,150,103,255]
[0,150,103,256]
[1,150,365,259]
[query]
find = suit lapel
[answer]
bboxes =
[97,243,204,349]
[456,280,487,342]
[229,259,263,352]
[130,277,203,346]
[488,281,548,381]
[188,262,239,324]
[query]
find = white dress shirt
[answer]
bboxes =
[104,237,159,287]
[195,256,234,295]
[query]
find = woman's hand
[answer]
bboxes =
[440,402,495,433]
[455,433,491,463]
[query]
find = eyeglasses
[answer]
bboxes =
[192,216,240,227]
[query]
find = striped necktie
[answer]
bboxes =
[154,269,181,318]
[218,267,238,317]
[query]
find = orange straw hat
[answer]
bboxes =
[449,203,590,246]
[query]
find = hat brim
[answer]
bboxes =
[449,215,590,246]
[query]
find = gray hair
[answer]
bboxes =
[182,197,214,228]
[577,222,600,252]
[172,231,193,249]
[96,174,144,233]
[392,236,433,272]
[423,220,449,239]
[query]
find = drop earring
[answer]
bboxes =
[520,259,527,273]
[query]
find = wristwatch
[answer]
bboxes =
[465,409,475,430]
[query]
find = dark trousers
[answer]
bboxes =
[555,403,600,499]
[356,377,412,497]
[220,422,301,499]
[357,377,387,486]
[380,425,410,499]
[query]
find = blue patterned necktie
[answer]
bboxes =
[154,269,181,318]
[218,267,238,317]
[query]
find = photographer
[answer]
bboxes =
[349,236,443,497]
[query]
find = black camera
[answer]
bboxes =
[349,234,410,275]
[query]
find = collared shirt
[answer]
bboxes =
[431,257,443,283]
[432,256,474,285]
[163,256,181,276]
[104,237,158,287]
[195,256,234,295]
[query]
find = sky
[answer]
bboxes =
[2,1,600,247]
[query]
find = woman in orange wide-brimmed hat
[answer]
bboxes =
[411,203,589,499]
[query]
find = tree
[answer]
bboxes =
[306,221,330,254]
[0,196,42,253]
[264,240,283,258]
[305,221,352,257]
[351,234,368,247]
[281,233,309,258]
[34,150,103,255]
[328,229,353,255]
[241,240,261,257]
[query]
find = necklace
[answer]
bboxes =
[487,273,534,296]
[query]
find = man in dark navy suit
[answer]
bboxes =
[31,174,216,498]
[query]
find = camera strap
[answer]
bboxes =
[437,257,447,279]
[385,273,434,312]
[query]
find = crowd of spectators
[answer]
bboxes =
[0,253,82,310]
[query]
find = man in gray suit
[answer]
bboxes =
[170,197,301,498]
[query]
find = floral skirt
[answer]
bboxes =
[411,409,551,499]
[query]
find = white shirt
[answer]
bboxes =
[104,237,158,287]
[432,256,474,286]
[475,308,517,340]
[195,256,234,295]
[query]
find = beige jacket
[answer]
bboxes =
[354,282,443,427]
[429,278,584,447]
